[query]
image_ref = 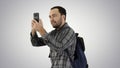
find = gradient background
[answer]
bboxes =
[0,0,120,68]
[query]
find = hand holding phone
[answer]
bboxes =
[33,12,39,22]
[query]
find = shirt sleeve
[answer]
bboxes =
[30,32,46,47]
[42,28,76,53]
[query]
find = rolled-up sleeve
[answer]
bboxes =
[30,32,46,47]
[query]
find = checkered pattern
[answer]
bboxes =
[43,23,76,68]
[31,23,76,68]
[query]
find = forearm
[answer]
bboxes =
[38,27,47,37]
[31,28,36,37]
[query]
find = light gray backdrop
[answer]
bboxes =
[0,0,120,68]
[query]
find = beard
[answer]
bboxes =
[51,18,62,29]
[52,21,62,28]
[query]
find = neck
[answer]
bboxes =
[57,19,66,30]
[57,22,66,30]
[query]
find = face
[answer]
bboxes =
[49,8,63,29]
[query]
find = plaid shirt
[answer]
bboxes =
[31,23,76,68]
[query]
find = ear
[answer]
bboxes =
[62,15,66,21]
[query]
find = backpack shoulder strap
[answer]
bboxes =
[76,33,85,51]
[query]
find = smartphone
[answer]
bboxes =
[33,12,39,22]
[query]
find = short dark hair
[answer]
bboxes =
[51,6,66,18]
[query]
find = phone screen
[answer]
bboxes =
[33,13,39,22]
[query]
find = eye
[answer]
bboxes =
[49,15,51,18]
[52,14,57,17]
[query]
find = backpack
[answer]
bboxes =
[65,33,88,68]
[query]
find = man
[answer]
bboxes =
[30,6,76,68]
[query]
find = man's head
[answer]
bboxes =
[49,6,67,29]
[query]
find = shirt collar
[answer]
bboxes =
[56,23,68,31]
